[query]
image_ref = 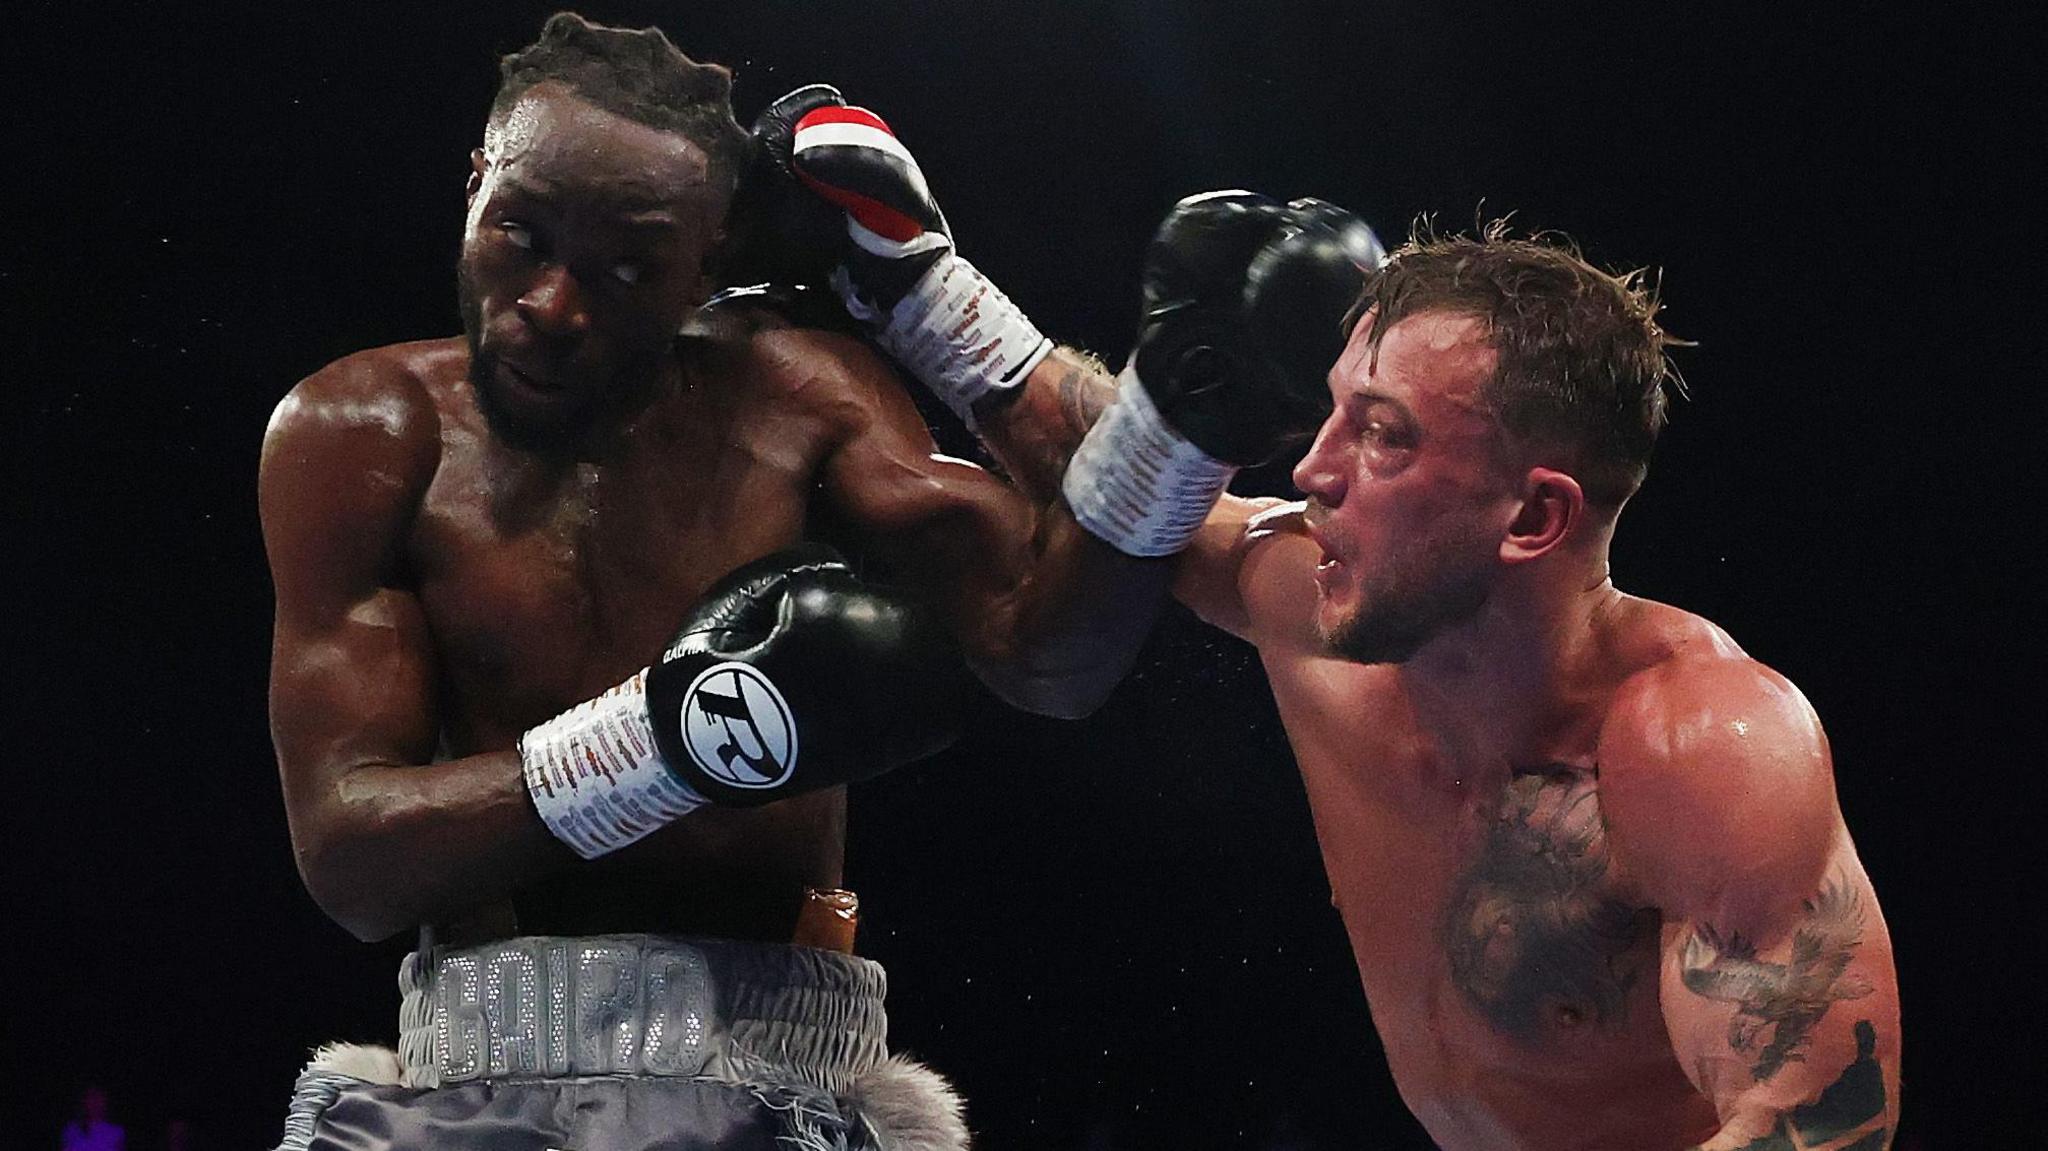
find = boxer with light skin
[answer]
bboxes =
[258,15,1175,1150]
[778,96,1902,1148]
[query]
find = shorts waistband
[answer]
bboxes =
[397,934,888,1090]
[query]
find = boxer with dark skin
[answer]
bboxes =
[779,109,1903,1147]
[259,19,1159,951]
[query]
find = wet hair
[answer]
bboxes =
[490,12,748,190]
[1347,218,1688,507]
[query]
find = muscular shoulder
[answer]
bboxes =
[1597,617,1843,918]
[261,342,453,599]
[263,341,452,476]
[752,326,899,413]
[690,300,886,394]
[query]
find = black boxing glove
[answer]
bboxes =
[1062,191,1387,556]
[520,544,965,858]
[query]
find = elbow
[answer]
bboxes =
[969,654,1124,720]
[293,825,418,943]
[1019,675,1119,720]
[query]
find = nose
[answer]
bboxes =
[1291,410,1350,504]
[516,264,591,339]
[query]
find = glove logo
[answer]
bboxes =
[677,662,800,790]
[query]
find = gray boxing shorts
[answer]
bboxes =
[273,933,968,1151]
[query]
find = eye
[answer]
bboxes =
[610,261,643,286]
[500,221,534,250]
[1375,421,1415,448]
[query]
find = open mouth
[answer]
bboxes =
[1303,521,1342,575]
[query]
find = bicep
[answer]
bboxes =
[1173,495,1323,649]
[259,368,442,833]
[1607,662,1902,1144]
[819,374,1043,611]
[267,589,441,804]
[814,339,1181,713]
[1660,851,1900,1147]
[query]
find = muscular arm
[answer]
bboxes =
[975,352,1326,652]
[1602,659,1901,1149]
[773,332,1170,718]
[259,357,570,941]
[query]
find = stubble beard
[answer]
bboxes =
[456,260,636,453]
[1319,540,1493,666]
[458,262,546,451]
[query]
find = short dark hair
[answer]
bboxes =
[1349,219,1686,507]
[492,12,748,190]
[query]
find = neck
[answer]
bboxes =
[1398,547,1621,770]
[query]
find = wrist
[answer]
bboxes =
[519,669,707,860]
[847,253,1055,427]
[1061,363,1237,557]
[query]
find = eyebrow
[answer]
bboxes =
[1345,389,1413,422]
[614,211,685,232]
[492,183,688,232]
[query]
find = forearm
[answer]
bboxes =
[974,347,1117,502]
[1691,1106,1893,1151]
[968,509,1173,718]
[290,749,569,941]
[1684,1015,1900,1150]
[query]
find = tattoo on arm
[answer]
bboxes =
[1057,364,1112,440]
[979,350,1116,500]
[1686,1023,1889,1148]
[1680,878,1874,1081]
[1681,878,1889,1150]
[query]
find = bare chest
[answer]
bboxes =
[1273,676,1666,1073]
[409,422,823,747]
[1429,768,1662,1051]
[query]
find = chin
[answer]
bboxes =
[472,363,588,450]
[1319,599,1434,667]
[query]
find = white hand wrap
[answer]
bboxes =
[838,249,1055,427]
[1062,364,1238,557]
[519,670,707,860]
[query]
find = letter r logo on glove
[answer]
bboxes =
[678,663,799,789]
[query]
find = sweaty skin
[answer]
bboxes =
[977,316,1901,1150]
[260,84,1160,947]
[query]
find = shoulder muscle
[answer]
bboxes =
[1600,652,1844,923]
[260,350,442,621]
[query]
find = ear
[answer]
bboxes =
[1500,467,1583,564]
[466,148,487,202]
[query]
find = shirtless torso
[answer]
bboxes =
[261,311,1090,946]
[1259,561,1725,1145]
[965,303,1902,1148]
[1165,496,1898,1149]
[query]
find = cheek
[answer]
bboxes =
[459,243,524,303]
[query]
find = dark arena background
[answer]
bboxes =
[9,2,2032,1147]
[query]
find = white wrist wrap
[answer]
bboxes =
[845,253,1055,426]
[519,670,707,860]
[1062,364,1238,557]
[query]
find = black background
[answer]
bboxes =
[8,1,2034,1147]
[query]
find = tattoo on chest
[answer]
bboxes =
[1442,768,1657,1040]
[1679,878,1874,1083]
